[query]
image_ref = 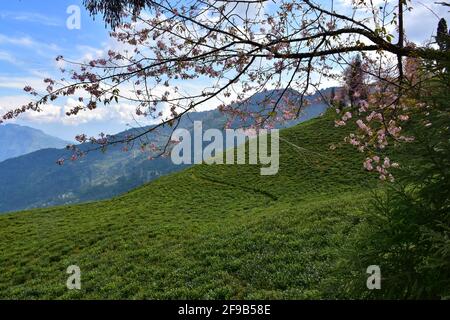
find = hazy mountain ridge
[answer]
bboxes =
[0,124,70,162]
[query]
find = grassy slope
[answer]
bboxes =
[0,111,382,299]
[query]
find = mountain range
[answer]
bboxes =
[0,124,69,162]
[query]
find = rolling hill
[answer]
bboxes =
[0,124,69,162]
[0,89,329,213]
[0,109,387,299]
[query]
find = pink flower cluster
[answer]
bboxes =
[335,97,415,181]
[363,156,399,181]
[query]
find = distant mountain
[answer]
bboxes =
[0,124,70,162]
[0,89,329,213]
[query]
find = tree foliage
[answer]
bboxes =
[437,18,449,51]
[343,54,368,109]
[331,28,450,299]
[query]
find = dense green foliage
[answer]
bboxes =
[330,58,450,299]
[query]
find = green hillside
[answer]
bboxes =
[0,111,384,299]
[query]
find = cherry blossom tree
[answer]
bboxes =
[2,0,449,179]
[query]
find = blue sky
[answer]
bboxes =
[0,0,125,140]
[0,0,448,141]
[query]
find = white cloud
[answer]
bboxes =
[0,95,62,124]
[25,104,62,123]
[0,51,19,65]
[76,45,106,62]
[111,103,142,123]
[0,33,61,56]
[0,11,63,27]
[0,76,47,91]
[0,93,154,126]
[0,74,155,126]
[62,98,108,125]
[61,98,157,126]
[0,34,34,46]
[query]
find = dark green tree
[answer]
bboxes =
[436,18,450,51]
[344,55,368,109]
